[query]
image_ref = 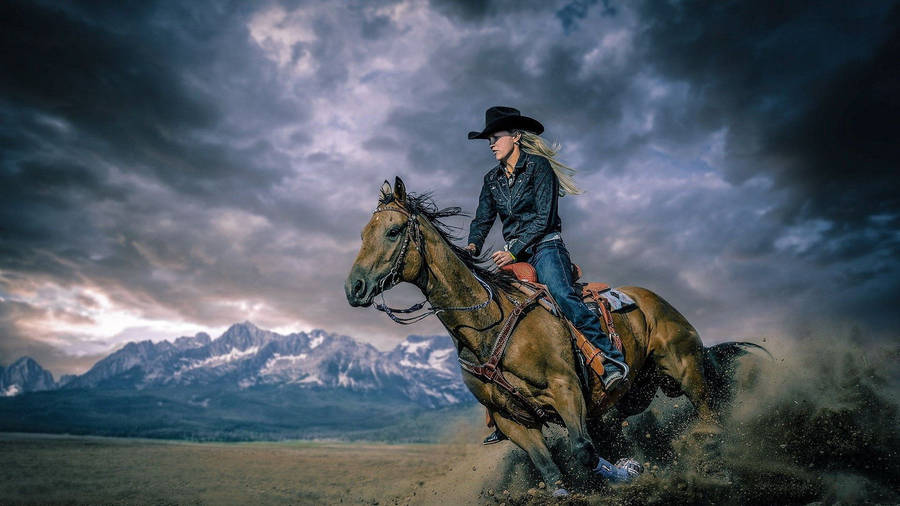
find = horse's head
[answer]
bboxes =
[345,177,426,307]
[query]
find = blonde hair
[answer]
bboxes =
[515,130,583,196]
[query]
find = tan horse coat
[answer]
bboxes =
[346,178,716,494]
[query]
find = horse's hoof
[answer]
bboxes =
[552,488,569,497]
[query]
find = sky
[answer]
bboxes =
[1,0,898,377]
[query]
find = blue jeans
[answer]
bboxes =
[529,239,625,367]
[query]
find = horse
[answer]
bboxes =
[345,177,755,496]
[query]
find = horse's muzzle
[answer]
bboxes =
[344,268,374,307]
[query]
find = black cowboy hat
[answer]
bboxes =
[467,106,544,140]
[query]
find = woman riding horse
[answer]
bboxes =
[465,106,629,443]
[345,176,730,494]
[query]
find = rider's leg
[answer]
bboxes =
[530,240,628,382]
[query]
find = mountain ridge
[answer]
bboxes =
[4,322,470,409]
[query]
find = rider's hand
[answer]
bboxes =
[465,243,477,256]
[491,250,515,267]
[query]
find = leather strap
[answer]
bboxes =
[570,324,606,373]
[458,286,550,424]
[510,281,613,390]
[583,282,611,300]
[582,286,624,354]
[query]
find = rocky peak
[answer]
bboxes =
[174,332,211,350]
[215,321,276,351]
[1,356,56,395]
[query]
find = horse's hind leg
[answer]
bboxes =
[654,328,717,424]
[491,413,567,496]
[676,352,718,425]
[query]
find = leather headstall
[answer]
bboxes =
[370,204,493,324]
[370,203,547,424]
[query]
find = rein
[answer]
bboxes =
[369,202,550,425]
[371,205,493,324]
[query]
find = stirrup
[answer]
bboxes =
[601,369,627,391]
[600,357,630,391]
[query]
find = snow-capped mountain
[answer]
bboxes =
[0,325,481,441]
[0,357,56,397]
[59,322,469,408]
[384,335,466,405]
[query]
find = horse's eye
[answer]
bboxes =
[386,226,402,239]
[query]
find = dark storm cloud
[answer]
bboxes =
[427,0,492,22]
[556,0,616,33]
[0,0,330,370]
[621,0,900,333]
[376,0,900,340]
[636,1,900,229]
[3,0,319,201]
[379,9,659,183]
[1,0,897,375]
[0,0,317,206]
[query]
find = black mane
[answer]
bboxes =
[396,191,518,291]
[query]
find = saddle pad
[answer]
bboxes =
[600,289,636,312]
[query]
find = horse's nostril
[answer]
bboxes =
[353,279,364,298]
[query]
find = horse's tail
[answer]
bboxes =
[703,341,772,413]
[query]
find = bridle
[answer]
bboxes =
[370,201,551,425]
[370,203,493,324]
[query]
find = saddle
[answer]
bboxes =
[501,262,582,284]
[500,262,628,381]
[458,262,633,425]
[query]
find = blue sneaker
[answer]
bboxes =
[594,456,643,483]
[615,458,644,480]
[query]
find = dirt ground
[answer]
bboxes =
[0,433,510,505]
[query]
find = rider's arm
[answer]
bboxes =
[506,158,559,258]
[467,179,497,256]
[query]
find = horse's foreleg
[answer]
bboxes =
[549,379,596,470]
[491,412,568,496]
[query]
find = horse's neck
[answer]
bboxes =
[416,226,503,359]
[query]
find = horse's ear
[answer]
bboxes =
[393,177,407,203]
[379,180,392,203]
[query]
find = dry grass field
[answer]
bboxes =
[0,433,506,505]
[2,340,898,505]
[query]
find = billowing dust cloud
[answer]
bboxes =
[434,336,899,504]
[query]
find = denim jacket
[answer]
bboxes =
[467,152,562,259]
